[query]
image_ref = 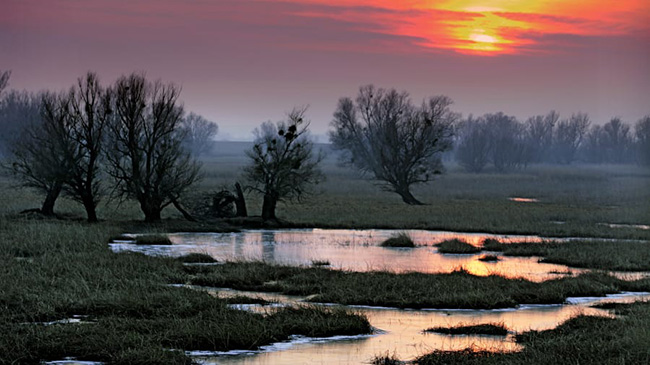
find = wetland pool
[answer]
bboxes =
[111,229,580,281]
[109,229,650,364]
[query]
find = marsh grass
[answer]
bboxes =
[108,234,134,242]
[311,259,331,266]
[425,323,509,336]
[482,240,650,271]
[186,262,650,309]
[134,234,173,245]
[372,352,403,365]
[0,220,371,364]
[176,253,217,263]
[436,239,481,254]
[415,349,510,364]
[221,295,273,305]
[380,232,415,248]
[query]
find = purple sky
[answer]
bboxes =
[2,0,649,140]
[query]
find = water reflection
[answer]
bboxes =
[112,229,574,281]
[508,197,539,203]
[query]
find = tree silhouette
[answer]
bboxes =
[244,108,324,220]
[106,73,201,222]
[330,85,456,204]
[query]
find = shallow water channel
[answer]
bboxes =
[111,229,582,281]
[109,229,650,364]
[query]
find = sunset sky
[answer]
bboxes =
[2,0,649,140]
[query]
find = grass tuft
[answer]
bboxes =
[380,232,415,248]
[372,351,403,365]
[478,254,500,262]
[480,238,503,251]
[176,253,217,263]
[436,239,481,254]
[425,323,509,336]
[134,234,173,245]
[311,259,331,267]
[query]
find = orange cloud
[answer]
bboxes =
[273,0,650,55]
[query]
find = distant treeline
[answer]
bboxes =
[453,111,650,172]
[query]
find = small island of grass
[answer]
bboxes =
[380,232,415,248]
[425,323,509,336]
[436,239,481,254]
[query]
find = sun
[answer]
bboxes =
[470,33,498,44]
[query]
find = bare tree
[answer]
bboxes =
[244,108,324,220]
[601,118,633,163]
[552,113,590,164]
[180,112,218,157]
[106,73,201,222]
[455,115,491,173]
[486,113,529,171]
[62,72,112,222]
[636,116,650,166]
[330,85,456,205]
[525,111,558,163]
[9,92,71,216]
[0,90,37,157]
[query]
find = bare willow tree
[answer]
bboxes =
[526,111,558,163]
[62,72,112,222]
[10,92,71,216]
[180,112,218,157]
[1,91,38,157]
[106,73,201,222]
[455,115,491,173]
[244,108,324,220]
[330,85,456,205]
[636,116,650,166]
[553,113,590,164]
[486,112,529,172]
[0,70,18,155]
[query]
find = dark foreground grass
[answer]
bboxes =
[380,232,415,248]
[483,239,650,271]
[0,219,370,364]
[436,239,482,254]
[186,262,650,309]
[414,301,650,365]
[176,253,218,263]
[425,323,509,336]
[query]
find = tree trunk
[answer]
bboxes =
[172,198,196,222]
[396,187,423,205]
[41,181,63,216]
[141,200,162,222]
[82,197,98,223]
[261,193,277,221]
[234,182,248,217]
